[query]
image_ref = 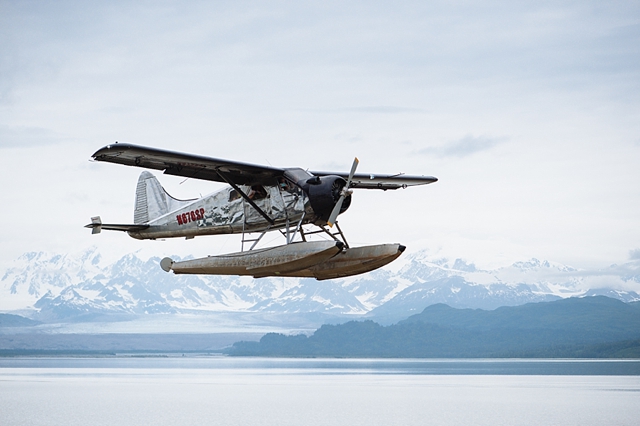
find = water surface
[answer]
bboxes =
[1,358,639,426]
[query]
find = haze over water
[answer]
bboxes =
[1,358,639,426]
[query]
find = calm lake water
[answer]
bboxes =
[1,358,639,426]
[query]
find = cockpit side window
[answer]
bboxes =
[278,177,292,191]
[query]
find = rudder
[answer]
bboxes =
[134,171,193,223]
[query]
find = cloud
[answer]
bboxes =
[580,275,637,292]
[419,135,507,158]
[306,106,425,114]
[0,126,65,149]
[630,248,640,260]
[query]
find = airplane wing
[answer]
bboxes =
[91,143,437,189]
[91,143,285,185]
[310,171,438,190]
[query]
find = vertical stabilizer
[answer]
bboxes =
[134,171,193,223]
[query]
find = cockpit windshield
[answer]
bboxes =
[284,168,312,185]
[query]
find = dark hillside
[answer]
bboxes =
[0,313,40,327]
[400,296,640,338]
[227,296,640,358]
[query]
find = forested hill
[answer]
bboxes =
[400,297,640,332]
[226,296,640,358]
[0,313,40,327]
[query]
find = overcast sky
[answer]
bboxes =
[1,0,639,271]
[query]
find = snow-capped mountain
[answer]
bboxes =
[1,247,639,323]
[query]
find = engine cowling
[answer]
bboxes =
[301,175,352,223]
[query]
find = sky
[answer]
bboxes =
[1,0,639,271]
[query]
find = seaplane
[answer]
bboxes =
[86,143,437,280]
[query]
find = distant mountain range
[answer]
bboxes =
[1,247,639,324]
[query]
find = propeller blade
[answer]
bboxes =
[347,157,359,186]
[327,157,359,227]
[327,198,344,228]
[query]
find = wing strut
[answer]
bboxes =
[215,170,275,225]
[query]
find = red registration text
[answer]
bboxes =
[176,208,205,225]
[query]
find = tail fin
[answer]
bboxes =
[89,216,102,234]
[134,171,194,223]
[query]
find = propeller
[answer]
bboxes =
[327,157,359,227]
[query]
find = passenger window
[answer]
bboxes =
[248,185,267,200]
[228,189,240,202]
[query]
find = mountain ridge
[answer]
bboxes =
[1,247,639,324]
[226,296,640,358]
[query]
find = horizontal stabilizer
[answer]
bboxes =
[85,216,149,234]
